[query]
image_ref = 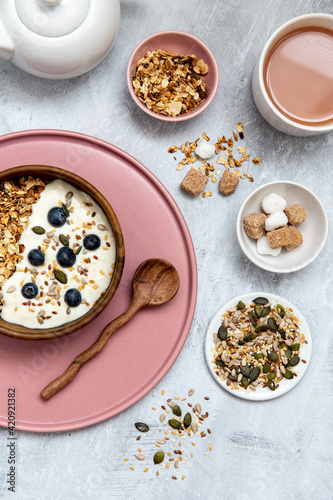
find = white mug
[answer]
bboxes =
[252,13,333,137]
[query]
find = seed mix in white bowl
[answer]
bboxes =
[205,292,311,401]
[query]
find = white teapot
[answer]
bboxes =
[0,0,121,79]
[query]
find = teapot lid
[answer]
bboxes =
[15,0,90,37]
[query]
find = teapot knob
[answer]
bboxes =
[40,0,60,5]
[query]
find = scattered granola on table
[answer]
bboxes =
[132,49,208,117]
[168,125,263,198]
[212,296,307,393]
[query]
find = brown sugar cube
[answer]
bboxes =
[243,212,267,239]
[180,168,208,196]
[218,170,239,195]
[284,204,307,226]
[266,227,292,249]
[285,226,303,251]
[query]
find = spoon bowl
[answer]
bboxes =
[133,259,180,306]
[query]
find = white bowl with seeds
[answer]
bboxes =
[0,165,124,340]
[205,292,311,401]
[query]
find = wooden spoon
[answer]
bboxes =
[41,259,180,400]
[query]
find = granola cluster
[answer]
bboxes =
[0,176,46,299]
[132,49,208,116]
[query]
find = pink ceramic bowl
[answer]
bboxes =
[127,31,219,122]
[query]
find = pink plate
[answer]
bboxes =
[0,130,197,432]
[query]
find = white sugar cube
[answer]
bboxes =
[257,236,281,256]
[265,210,288,231]
[261,193,287,214]
[195,140,215,159]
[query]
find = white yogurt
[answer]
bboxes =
[1,179,116,328]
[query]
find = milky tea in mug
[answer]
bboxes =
[263,26,333,126]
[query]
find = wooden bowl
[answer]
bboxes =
[0,165,125,340]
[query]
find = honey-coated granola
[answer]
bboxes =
[133,49,208,116]
[0,176,46,305]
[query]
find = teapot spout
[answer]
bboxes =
[0,18,14,60]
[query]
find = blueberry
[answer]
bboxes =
[47,207,67,227]
[28,249,45,267]
[56,247,76,268]
[21,282,39,299]
[83,234,101,251]
[64,288,82,307]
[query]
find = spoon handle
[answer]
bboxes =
[40,299,144,401]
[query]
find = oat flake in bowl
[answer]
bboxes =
[0,165,124,340]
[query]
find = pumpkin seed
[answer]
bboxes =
[267,351,279,362]
[267,380,276,391]
[183,413,192,428]
[253,297,268,305]
[288,355,300,367]
[282,350,291,361]
[135,422,149,432]
[279,330,286,340]
[241,364,250,378]
[276,304,285,318]
[215,359,226,367]
[242,376,250,387]
[31,226,45,235]
[290,343,300,352]
[263,362,271,373]
[261,306,271,317]
[168,419,181,430]
[228,374,239,382]
[252,352,263,360]
[75,245,82,256]
[249,366,260,382]
[254,324,269,333]
[243,333,256,343]
[278,341,285,348]
[250,311,257,327]
[267,317,278,331]
[217,325,228,341]
[172,405,181,417]
[237,300,245,310]
[62,202,70,217]
[153,450,164,464]
[238,339,245,346]
[54,269,68,284]
[283,369,294,379]
[254,305,262,318]
[267,372,276,380]
[59,234,69,247]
